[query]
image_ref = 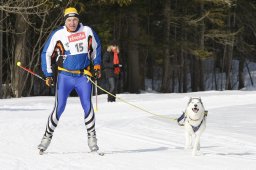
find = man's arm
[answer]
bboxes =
[41,30,58,77]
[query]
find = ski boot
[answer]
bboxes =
[38,135,52,155]
[88,132,99,152]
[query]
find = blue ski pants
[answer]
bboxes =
[43,73,96,137]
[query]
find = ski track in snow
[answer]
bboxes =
[0,91,256,170]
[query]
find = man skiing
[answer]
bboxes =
[38,7,102,154]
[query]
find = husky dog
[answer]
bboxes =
[177,97,207,156]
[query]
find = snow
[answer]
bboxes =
[0,90,256,170]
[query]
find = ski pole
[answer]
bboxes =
[16,61,46,81]
[95,79,98,112]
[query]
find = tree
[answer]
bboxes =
[1,0,256,98]
[0,0,73,97]
[12,12,28,97]
[161,0,171,92]
[127,5,140,93]
[0,6,2,98]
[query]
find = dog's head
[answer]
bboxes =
[186,97,205,120]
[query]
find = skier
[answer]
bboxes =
[38,7,102,154]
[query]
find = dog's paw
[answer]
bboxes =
[192,151,203,156]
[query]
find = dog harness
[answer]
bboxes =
[177,111,208,132]
[189,118,205,133]
[188,111,207,132]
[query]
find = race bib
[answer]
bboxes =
[67,32,87,54]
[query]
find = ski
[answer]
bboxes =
[90,150,105,156]
[38,149,104,156]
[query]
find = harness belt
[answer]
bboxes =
[177,110,208,128]
[58,66,92,77]
[190,118,204,133]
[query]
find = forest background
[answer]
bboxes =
[0,0,256,98]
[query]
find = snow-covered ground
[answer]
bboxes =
[0,90,256,170]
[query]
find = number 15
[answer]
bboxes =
[75,42,84,52]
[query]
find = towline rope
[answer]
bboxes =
[87,77,177,122]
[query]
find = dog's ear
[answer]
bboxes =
[188,97,192,105]
[199,97,205,109]
[199,97,202,103]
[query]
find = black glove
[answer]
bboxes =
[45,77,54,87]
[94,69,101,79]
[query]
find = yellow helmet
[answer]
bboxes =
[64,7,79,20]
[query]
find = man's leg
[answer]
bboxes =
[75,76,99,151]
[38,74,74,151]
[108,77,115,102]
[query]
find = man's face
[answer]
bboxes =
[65,17,79,32]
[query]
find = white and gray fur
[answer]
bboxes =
[184,97,207,156]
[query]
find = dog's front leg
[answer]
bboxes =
[185,132,192,149]
[192,134,200,156]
